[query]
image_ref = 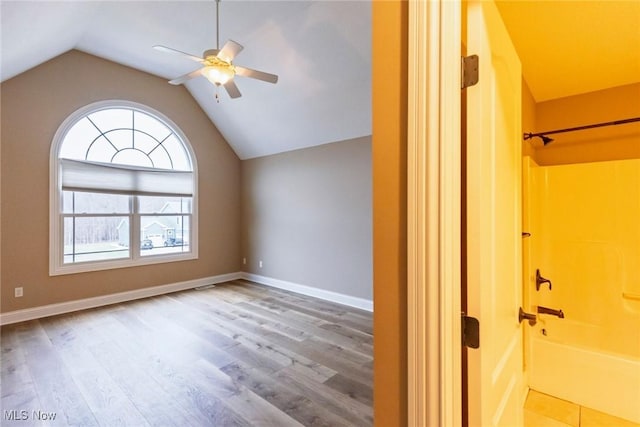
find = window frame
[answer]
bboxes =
[50,100,198,276]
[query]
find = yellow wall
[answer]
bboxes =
[1,50,241,313]
[533,83,640,165]
[372,1,407,426]
[522,78,537,160]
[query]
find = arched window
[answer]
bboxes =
[50,100,198,275]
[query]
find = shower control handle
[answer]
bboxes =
[519,307,537,326]
[536,269,552,291]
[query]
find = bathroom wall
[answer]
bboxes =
[533,82,640,165]
[522,79,537,160]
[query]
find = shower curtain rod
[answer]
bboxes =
[523,117,640,146]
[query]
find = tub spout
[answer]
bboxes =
[537,306,564,318]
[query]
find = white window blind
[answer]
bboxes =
[60,158,193,196]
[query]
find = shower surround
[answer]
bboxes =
[523,157,640,423]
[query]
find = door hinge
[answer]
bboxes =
[462,313,480,348]
[461,55,479,89]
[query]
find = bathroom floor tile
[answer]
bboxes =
[525,390,580,427]
[524,409,573,427]
[580,407,640,427]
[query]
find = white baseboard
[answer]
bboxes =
[0,271,373,325]
[0,272,242,325]
[240,272,373,312]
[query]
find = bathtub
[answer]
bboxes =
[529,319,640,424]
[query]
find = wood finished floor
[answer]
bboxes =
[1,280,373,426]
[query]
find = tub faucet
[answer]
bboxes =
[536,269,552,291]
[537,306,564,318]
[519,307,537,326]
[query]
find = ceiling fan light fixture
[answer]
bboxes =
[203,64,235,85]
[155,0,277,98]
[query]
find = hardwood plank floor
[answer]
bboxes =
[1,280,373,426]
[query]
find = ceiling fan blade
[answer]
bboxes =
[153,45,204,63]
[234,66,278,84]
[223,79,242,98]
[217,40,244,62]
[169,68,203,85]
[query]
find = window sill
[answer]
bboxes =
[49,252,198,276]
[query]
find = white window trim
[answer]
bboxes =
[49,100,199,276]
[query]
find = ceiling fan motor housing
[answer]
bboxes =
[203,49,221,60]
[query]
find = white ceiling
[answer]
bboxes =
[1,1,371,160]
[2,1,638,158]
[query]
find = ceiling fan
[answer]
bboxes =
[153,0,278,99]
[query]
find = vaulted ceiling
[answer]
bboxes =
[1,1,371,160]
[2,1,638,159]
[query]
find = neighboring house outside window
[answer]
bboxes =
[49,100,198,275]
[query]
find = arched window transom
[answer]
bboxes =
[59,107,192,170]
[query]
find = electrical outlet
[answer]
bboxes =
[15,287,23,298]
[243,257,247,265]
[259,260,263,268]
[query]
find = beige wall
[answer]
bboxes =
[533,83,640,165]
[241,137,372,300]
[1,50,241,312]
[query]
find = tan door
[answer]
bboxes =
[465,0,524,425]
